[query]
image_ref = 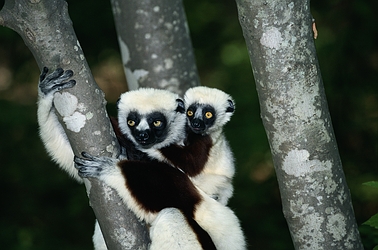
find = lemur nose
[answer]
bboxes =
[191,118,202,128]
[138,131,149,141]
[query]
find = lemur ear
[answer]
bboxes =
[175,99,185,113]
[226,99,235,113]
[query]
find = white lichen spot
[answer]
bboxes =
[74,45,79,51]
[106,144,114,153]
[93,131,101,136]
[153,6,160,12]
[145,33,151,39]
[151,53,158,59]
[260,27,282,49]
[165,22,173,30]
[77,103,86,112]
[294,213,325,248]
[76,40,82,49]
[53,92,78,117]
[253,19,259,29]
[86,112,93,120]
[118,37,130,64]
[282,149,331,177]
[103,183,114,201]
[80,54,85,60]
[288,2,295,9]
[164,58,173,69]
[326,213,347,241]
[159,78,179,89]
[154,65,164,73]
[63,112,86,133]
[124,68,139,90]
[114,227,136,248]
[133,69,149,81]
[134,22,143,29]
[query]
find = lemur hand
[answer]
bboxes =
[39,67,76,96]
[74,152,118,178]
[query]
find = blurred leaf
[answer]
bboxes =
[363,181,378,189]
[364,214,378,229]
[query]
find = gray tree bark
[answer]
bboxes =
[0,0,149,249]
[110,0,200,95]
[235,0,363,249]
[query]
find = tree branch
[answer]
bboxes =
[110,0,200,95]
[0,0,149,249]
[235,0,363,248]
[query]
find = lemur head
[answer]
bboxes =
[184,86,235,135]
[117,88,186,150]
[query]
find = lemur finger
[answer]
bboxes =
[77,167,102,178]
[81,151,95,160]
[50,79,76,92]
[73,155,92,166]
[39,67,49,82]
[43,68,64,83]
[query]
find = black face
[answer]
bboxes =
[126,111,168,148]
[186,104,216,134]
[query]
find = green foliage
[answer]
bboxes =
[364,214,378,230]
[361,181,378,249]
[363,181,378,190]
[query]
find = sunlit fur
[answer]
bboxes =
[184,86,235,205]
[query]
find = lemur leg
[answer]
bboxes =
[149,208,202,250]
[37,67,80,181]
[194,189,246,250]
[93,221,108,250]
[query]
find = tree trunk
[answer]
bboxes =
[235,0,363,249]
[0,0,149,249]
[110,0,200,95]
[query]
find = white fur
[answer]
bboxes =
[117,88,187,150]
[107,87,245,249]
[93,221,108,250]
[37,89,82,182]
[94,160,245,250]
[194,189,246,250]
[184,86,234,135]
[149,208,202,250]
[184,86,235,205]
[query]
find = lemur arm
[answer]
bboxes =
[37,67,80,181]
[159,132,212,176]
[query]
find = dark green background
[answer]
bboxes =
[0,0,377,249]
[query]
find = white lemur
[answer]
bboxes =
[38,69,245,249]
[75,88,246,250]
[158,86,236,205]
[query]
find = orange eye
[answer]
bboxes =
[187,110,194,117]
[205,112,213,119]
[153,120,162,127]
[127,120,135,126]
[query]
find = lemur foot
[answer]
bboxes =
[74,152,118,178]
[39,67,76,96]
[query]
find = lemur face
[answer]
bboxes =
[186,103,217,134]
[184,86,235,136]
[126,111,169,148]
